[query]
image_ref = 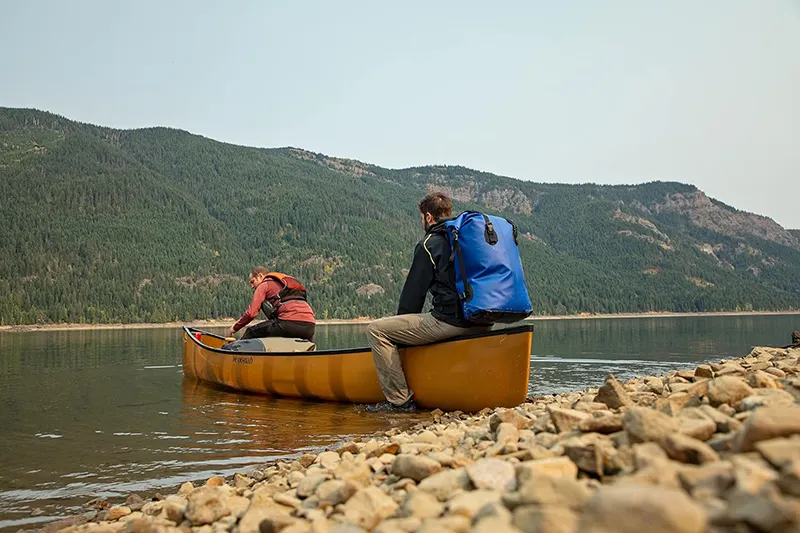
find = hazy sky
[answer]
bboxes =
[2,1,798,228]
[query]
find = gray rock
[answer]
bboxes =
[447,489,502,519]
[184,487,231,525]
[660,434,720,464]
[778,458,800,497]
[706,377,754,407]
[678,413,717,442]
[398,490,443,520]
[695,365,714,379]
[623,406,680,444]
[734,405,800,452]
[315,479,358,506]
[417,467,474,501]
[698,404,743,433]
[594,374,633,409]
[513,505,578,533]
[677,461,735,499]
[754,436,800,469]
[490,409,533,432]
[516,457,578,481]
[341,487,399,531]
[578,414,623,434]
[466,458,517,492]
[391,455,442,482]
[547,407,591,433]
[576,485,707,533]
[296,473,328,498]
[511,471,592,512]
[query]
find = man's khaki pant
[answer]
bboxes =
[367,313,488,405]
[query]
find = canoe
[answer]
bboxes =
[181,324,533,412]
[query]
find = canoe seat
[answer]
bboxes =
[257,337,316,352]
[220,337,316,352]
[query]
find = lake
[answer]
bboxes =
[1,314,797,530]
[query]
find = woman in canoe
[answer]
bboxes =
[226,267,316,342]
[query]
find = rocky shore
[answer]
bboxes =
[36,345,800,533]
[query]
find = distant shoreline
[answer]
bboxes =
[0,309,798,333]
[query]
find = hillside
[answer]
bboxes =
[1,107,799,325]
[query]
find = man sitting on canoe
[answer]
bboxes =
[364,192,490,413]
[227,267,316,342]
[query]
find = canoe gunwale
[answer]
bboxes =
[183,323,534,357]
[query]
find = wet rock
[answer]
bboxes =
[734,405,800,452]
[513,505,578,533]
[623,406,680,444]
[660,434,720,464]
[578,414,623,434]
[547,407,591,433]
[577,484,707,533]
[341,487,398,531]
[391,454,442,482]
[466,458,517,492]
[706,377,753,407]
[417,467,474,501]
[594,374,633,409]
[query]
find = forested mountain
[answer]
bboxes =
[1,107,799,325]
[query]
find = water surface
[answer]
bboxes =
[0,315,797,530]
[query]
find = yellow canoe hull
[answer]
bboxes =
[181,325,533,412]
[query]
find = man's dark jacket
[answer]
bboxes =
[396,218,472,328]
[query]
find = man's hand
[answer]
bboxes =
[226,327,237,337]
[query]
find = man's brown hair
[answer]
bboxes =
[418,191,452,221]
[250,266,269,278]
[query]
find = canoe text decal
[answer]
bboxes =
[233,356,254,365]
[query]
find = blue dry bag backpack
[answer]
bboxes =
[444,211,533,324]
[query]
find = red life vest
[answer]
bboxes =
[259,272,308,318]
